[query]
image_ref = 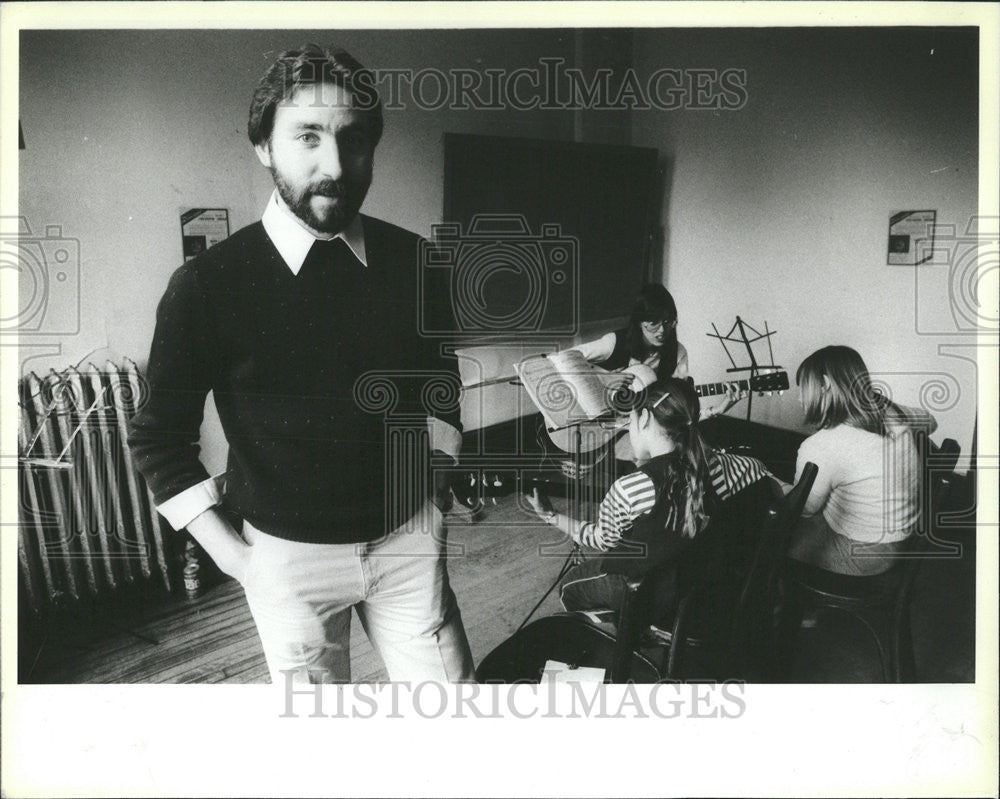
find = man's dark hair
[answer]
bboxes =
[248,44,383,147]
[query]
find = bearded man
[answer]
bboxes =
[129,45,474,684]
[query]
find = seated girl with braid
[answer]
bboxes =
[525,377,773,616]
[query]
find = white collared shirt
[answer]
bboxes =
[261,190,368,274]
[156,192,461,530]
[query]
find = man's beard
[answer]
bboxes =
[270,167,370,235]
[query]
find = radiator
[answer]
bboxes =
[18,360,172,612]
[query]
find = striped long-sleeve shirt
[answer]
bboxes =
[577,451,769,551]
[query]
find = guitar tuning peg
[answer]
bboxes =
[468,474,475,487]
[491,497,497,505]
[779,390,784,396]
[493,475,502,487]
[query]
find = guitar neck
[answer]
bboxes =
[694,377,751,397]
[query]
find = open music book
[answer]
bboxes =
[515,350,630,432]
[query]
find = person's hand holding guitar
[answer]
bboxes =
[704,382,749,418]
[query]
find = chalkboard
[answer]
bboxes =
[441,133,660,341]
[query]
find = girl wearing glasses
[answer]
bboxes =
[567,283,741,420]
[526,377,770,614]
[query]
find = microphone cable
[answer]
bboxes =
[514,543,582,633]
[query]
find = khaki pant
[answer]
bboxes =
[241,502,475,684]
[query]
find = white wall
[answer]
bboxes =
[630,28,980,460]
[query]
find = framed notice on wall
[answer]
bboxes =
[181,208,230,261]
[887,210,935,265]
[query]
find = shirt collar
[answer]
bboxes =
[261,190,368,275]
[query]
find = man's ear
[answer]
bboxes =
[637,407,651,429]
[254,142,272,168]
[820,374,832,392]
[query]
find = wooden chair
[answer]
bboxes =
[474,463,819,684]
[609,462,819,682]
[778,437,960,683]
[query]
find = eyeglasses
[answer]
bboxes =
[640,319,677,333]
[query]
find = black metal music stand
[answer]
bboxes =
[706,316,782,421]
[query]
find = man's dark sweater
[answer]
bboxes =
[128,216,461,544]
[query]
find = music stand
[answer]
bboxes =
[706,316,782,421]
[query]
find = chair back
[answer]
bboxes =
[910,432,961,557]
[893,435,961,610]
[609,463,818,683]
[726,462,818,679]
[927,436,960,532]
[608,492,754,682]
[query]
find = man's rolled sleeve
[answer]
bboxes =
[156,474,225,531]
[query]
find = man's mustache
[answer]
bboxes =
[309,181,346,199]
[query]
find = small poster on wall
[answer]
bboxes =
[181,208,230,261]
[887,209,936,265]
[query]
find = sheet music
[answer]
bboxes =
[516,349,628,430]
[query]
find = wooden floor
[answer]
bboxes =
[21,496,574,683]
[20,494,977,684]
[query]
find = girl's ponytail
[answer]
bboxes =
[644,378,711,538]
[679,418,710,538]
